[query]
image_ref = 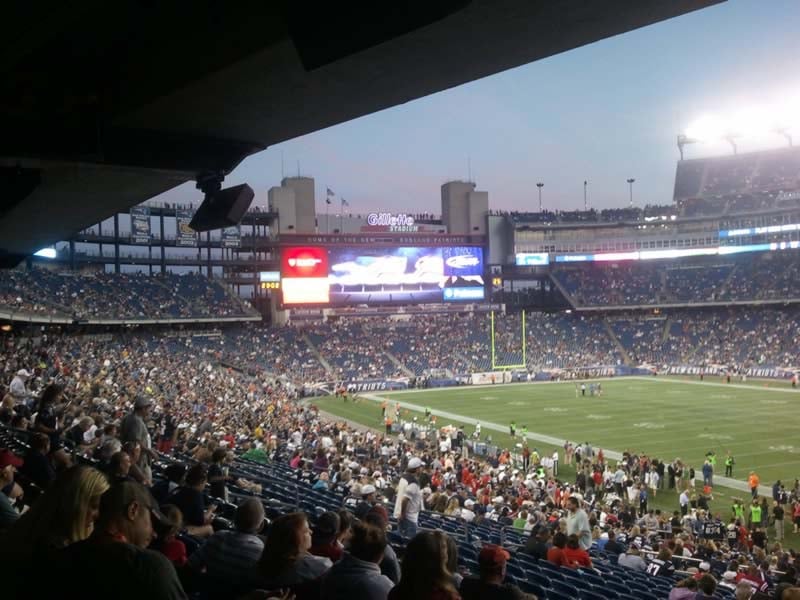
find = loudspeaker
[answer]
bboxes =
[190,183,254,231]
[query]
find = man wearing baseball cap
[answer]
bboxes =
[0,449,23,531]
[52,481,186,599]
[460,544,534,600]
[398,457,424,539]
[9,369,34,404]
[355,484,382,520]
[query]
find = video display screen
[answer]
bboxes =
[281,246,485,305]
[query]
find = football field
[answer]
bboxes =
[317,376,800,493]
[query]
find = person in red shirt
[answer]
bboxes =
[563,534,592,568]
[154,504,187,567]
[547,532,574,567]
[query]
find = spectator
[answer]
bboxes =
[604,530,624,554]
[566,496,592,550]
[563,533,592,568]
[734,582,755,600]
[168,464,214,538]
[64,416,95,451]
[618,544,647,571]
[388,530,461,600]
[522,527,550,560]
[107,451,134,484]
[51,481,186,599]
[32,383,71,468]
[253,512,331,589]
[547,532,571,567]
[2,465,109,596]
[208,448,229,500]
[321,521,394,600]
[309,511,343,563]
[152,463,186,505]
[9,368,34,404]
[0,448,23,531]
[189,497,265,581]
[364,510,401,585]
[695,573,718,599]
[153,505,187,567]
[398,457,425,539]
[460,544,534,600]
[669,577,699,600]
[120,395,155,482]
[19,432,56,489]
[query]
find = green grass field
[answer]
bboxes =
[316,376,800,546]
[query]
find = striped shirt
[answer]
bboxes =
[188,530,264,580]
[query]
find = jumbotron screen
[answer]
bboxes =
[281,245,485,305]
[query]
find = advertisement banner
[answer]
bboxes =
[470,371,513,385]
[344,379,409,393]
[176,208,197,247]
[515,252,550,266]
[221,225,241,248]
[130,206,151,244]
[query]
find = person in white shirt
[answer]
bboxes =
[565,496,592,550]
[9,369,34,404]
[398,457,424,539]
[461,499,476,522]
[679,489,690,516]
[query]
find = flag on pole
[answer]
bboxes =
[325,197,332,205]
[326,187,335,197]
[341,197,349,207]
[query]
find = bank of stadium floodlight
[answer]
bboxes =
[626,178,635,208]
[777,127,794,147]
[680,107,798,158]
[536,182,544,212]
[33,247,56,259]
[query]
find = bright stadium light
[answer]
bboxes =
[33,247,56,259]
[685,115,727,142]
[730,107,771,138]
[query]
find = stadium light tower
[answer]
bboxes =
[536,182,544,212]
[777,127,793,147]
[627,178,635,207]
[583,180,588,211]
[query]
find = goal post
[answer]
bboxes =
[490,310,527,370]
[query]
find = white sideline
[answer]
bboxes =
[361,382,775,496]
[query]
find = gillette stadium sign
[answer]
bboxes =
[366,212,419,232]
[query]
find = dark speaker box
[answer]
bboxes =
[190,183,254,231]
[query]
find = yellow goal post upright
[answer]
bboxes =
[490,310,527,371]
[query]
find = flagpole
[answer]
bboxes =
[340,198,344,232]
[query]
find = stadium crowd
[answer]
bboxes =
[552,252,800,308]
[0,270,256,321]
[2,329,800,600]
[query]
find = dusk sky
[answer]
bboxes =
[155,0,800,215]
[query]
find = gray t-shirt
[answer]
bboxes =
[403,480,423,524]
[566,508,592,550]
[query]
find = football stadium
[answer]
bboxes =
[2,2,800,600]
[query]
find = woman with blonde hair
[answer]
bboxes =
[443,497,461,516]
[2,465,109,597]
[388,530,461,600]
